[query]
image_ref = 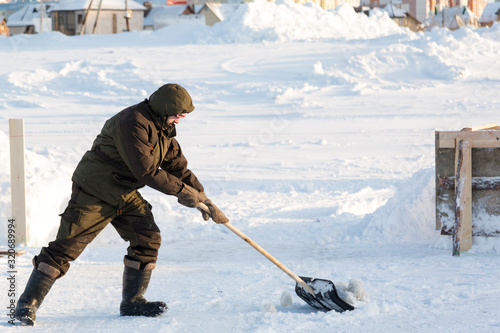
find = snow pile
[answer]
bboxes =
[0,133,74,246]
[336,278,369,305]
[207,0,407,43]
[361,168,439,243]
[8,60,147,99]
[312,41,466,94]
[23,150,74,246]
[482,19,500,40]
[279,291,293,307]
[359,166,500,253]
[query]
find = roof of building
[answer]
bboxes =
[1,0,51,16]
[51,0,146,12]
[200,2,239,21]
[479,3,500,23]
[146,4,189,17]
[383,4,406,18]
[6,3,51,27]
[144,4,204,25]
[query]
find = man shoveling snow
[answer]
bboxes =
[14,83,228,326]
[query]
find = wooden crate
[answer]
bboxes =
[435,124,500,255]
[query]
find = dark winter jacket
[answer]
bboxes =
[72,84,202,205]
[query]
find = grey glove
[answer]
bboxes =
[203,199,229,224]
[176,184,203,208]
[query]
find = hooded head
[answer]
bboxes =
[148,83,195,118]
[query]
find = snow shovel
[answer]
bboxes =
[198,203,354,313]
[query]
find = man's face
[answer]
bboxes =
[166,113,187,125]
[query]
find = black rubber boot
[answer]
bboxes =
[15,269,56,326]
[120,266,167,317]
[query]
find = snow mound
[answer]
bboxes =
[361,167,500,253]
[312,41,466,94]
[280,291,293,307]
[263,302,278,313]
[336,278,369,305]
[8,60,146,99]
[205,0,407,43]
[0,131,73,246]
[361,168,439,243]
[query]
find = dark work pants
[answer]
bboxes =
[36,184,161,277]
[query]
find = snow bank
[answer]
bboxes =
[361,168,439,243]
[206,1,406,43]
[360,168,500,253]
[8,60,147,98]
[0,132,74,246]
[23,149,74,246]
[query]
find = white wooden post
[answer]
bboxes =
[9,119,28,245]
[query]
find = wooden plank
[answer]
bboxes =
[461,140,473,253]
[9,119,28,245]
[437,131,500,148]
[453,140,463,256]
[453,139,472,256]
[462,123,498,131]
[435,132,441,231]
[471,123,498,131]
[441,228,500,237]
[438,176,500,190]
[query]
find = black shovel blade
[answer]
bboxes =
[295,276,355,313]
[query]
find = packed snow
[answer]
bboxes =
[1,0,500,331]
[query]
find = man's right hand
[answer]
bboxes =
[176,184,202,208]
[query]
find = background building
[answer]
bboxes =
[50,0,146,35]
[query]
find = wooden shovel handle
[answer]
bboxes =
[198,203,316,297]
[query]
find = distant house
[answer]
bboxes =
[0,17,9,36]
[198,2,239,26]
[143,3,203,30]
[368,0,427,23]
[6,3,53,35]
[424,6,479,30]
[479,3,500,26]
[50,0,146,35]
[383,4,422,32]
[430,0,488,20]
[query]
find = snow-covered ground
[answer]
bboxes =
[1,1,500,331]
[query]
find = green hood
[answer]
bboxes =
[148,83,195,117]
